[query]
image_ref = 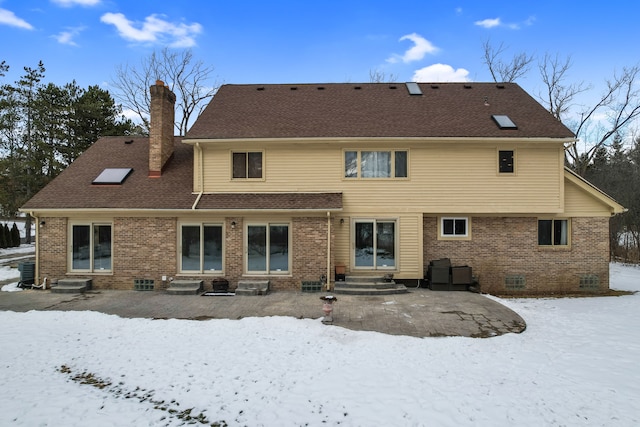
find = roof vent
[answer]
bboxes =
[496,84,505,89]
[405,82,422,95]
[290,87,297,90]
[431,84,439,89]
[354,86,362,90]
[464,84,472,89]
[317,86,325,90]
[124,139,133,144]
[492,115,518,129]
[389,85,397,89]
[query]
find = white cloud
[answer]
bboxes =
[387,33,438,64]
[412,63,471,82]
[475,16,535,30]
[52,27,84,46]
[100,12,202,47]
[475,18,501,28]
[51,0,101,6]
[0,8,33,30]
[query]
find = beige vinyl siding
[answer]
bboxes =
[199,140,564,214]
[564,177,618,216]
[332,214,422,279]
[397,214,422,280]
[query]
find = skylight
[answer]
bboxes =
[92,168,133,185]
[492,115,517,129]
[405,82,422,95]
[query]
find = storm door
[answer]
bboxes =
[354,220,396,269]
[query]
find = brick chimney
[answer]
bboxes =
[149,80,176,177]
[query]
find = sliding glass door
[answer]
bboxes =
[354,219,396,269]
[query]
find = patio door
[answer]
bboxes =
[354,219,396,269]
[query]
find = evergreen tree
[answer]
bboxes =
[1,223,9,249]
[11,222,20,246]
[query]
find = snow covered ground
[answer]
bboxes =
[1,259,639,426]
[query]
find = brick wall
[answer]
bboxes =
[37,217,67,284]
[37,215,332,292]
[423,216,611,295]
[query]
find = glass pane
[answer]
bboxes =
[554,220,568,245]
[248,225,267,271]
[232,152,246,178]
[361,151,391,178]
[269,225,289,272]
[538,220,552,245]
[454,219,466,235]
[499,150,514,173]
[72,225,90,270]
[203,225,223,271]
[376,222,395,267]
[355,222,374,267]
[93,225,112,270]
[345,151,358,178]
[395,151,407,178]
[248,152,262,178]
[442,219,454,235]
[181,225,201,271]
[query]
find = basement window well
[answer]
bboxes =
[92,168,133,185]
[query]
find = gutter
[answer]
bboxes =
[191,142,204,210]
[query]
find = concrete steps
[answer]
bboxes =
[166,280,203,295]
[51,279,92,294]
[333,275,408,296]
[236,280,270,296]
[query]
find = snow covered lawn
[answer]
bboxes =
[1,263,639,426]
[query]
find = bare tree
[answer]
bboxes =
[566,65,640,176]
[369,68,398,83]
[481,39,534,83]
[538,53,589,121]
[111,48,221,136]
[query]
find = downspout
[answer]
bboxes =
[29,211,39,288]
[191,142,204,210]
[327,211,331,291]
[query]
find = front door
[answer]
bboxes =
[354,219,396,270]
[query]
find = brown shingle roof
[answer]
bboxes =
[22,136,342,211]
[196,192,342,210]
[186,82,575,140]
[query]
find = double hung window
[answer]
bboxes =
[71,223,112,272]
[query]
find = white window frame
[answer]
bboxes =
[439,217,470,239]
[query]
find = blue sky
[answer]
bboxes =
[0,0,637,111]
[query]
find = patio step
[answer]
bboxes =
[51,278,92,294]
[334,276,408,295]
[166,280,203,295]
[236,280,270,296]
